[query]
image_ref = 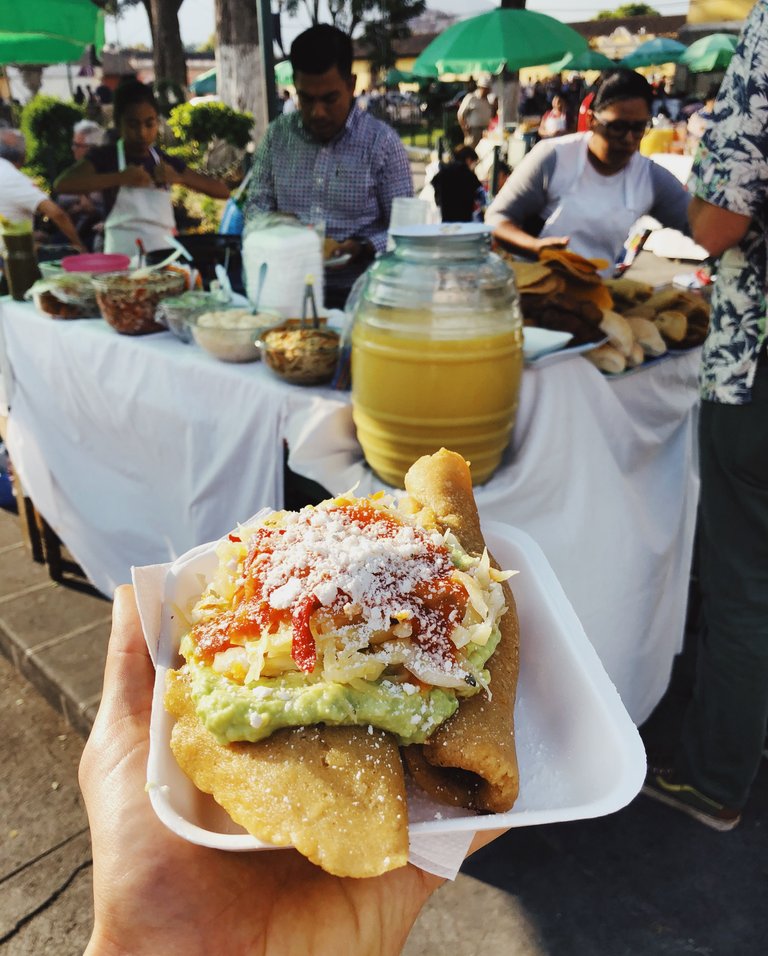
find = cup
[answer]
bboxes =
[2,233,41,301]
[387,197,432,250]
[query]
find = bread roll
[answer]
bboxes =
[626,316,667,357]
[626,341,645,368]
[599,309,635,357]
[604,276,654,302]
[585,343,626,375]
[645,288,685,313]
[623,303,656,320]
[654,310,687,343]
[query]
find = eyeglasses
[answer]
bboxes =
[593,116,650,138]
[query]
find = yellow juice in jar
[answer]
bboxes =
[352,311,523,487]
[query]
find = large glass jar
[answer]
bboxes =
[351,223,523,488]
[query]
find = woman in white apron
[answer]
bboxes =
[486,70,691,275]
[55,80,230,258]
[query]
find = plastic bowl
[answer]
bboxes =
[258,321,340,385]
[155,291,233,343]
[62,253,131,274]
[188,308,275,363]
[92,270,187,335]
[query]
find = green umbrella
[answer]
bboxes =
[189,62,294,96]
[619,37,686,69]
[548,48,618,73]
[412,9,588,76]
[679,33,738,73]
[385,67,409,87]
[189,66,217,96]
[275,60,293,86]
[0,0,105,65]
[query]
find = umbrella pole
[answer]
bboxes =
[497,69,520,131]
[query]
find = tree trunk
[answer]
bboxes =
[147,0,187,89]
[498,0,526,126]
[17,66,43,99]
[216,0,267,140]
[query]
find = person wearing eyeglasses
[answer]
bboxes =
[485,70,691,273]
[52,119,107,251]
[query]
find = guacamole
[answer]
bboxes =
[184,627,500,746]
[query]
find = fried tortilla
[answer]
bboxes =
[164,448,517,873]
[400,449,520,813]
[165,669,409,877]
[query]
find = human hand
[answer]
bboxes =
[121,165,154,188]
[336,238,373,263]
[534,235,570,252]
[153,161,180,188]
[80,587,501,956]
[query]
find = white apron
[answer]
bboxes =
[104,139,176,257]
[539,134,652,273]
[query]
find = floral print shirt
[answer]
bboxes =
[689,0,768,405]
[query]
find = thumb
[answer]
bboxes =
[97,585,155,728]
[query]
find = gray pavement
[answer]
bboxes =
[2,501,768,955]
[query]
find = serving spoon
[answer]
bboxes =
[251,261,267,314]
[131,247,184,280]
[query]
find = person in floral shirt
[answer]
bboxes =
[644,1,768,830]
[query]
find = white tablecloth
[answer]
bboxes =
[0,299,335,597]
[286,350,702,725]
[0,297,701,724]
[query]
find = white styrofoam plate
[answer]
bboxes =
[523,327,573,361]
[145,521,646,849]
[525,336,608,368]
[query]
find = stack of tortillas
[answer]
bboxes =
[502,252,605,347]
[588,278,711,374]
[501,248,710,374]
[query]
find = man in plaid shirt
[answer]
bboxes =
[245,24,413,308]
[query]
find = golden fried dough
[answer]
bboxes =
[165,670,409,878]
[400,449,520,813]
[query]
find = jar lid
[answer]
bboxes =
[388,223,491,239]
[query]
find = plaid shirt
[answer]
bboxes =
[244,103,413,257]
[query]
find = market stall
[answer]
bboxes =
[0,296,700,724]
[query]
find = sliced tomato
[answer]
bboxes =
[291,595,320,672]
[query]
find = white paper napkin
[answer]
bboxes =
[132,556,476,880]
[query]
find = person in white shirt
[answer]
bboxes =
[280,90,297,114]
[538,94,569,139]
[457,76,494,148]
[0,129,85,251]
[486,70,690,273]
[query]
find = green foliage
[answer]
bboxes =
[20,95,85,189]
[360,0,427,79]
[595,3,660,18]
[167,101,254,154]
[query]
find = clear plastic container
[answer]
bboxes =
[351,224,523,487]
[92,270,187,335]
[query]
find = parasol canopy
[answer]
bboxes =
[189,66,217,95]
[274,60,293,86]
[548,48,618,73]
[0,0,105,65]
[384,65,437,86]
[190,61,296,96]
[679,33,738,73]
[413,9,588,76]
[618,37,686,69]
